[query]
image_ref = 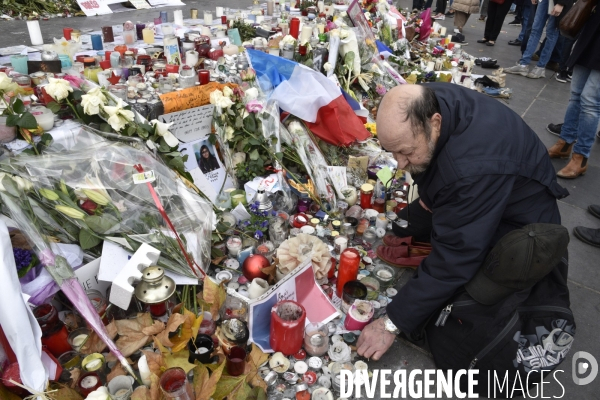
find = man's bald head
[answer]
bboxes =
[376,84,442,175]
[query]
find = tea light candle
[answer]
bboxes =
[294,361,308,374]
[227,236,242,257]
[80,375,98,388]
[71,334,89,349]
[215,6,224,17]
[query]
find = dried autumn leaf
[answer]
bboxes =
[150,373,162,400]
[244,344,268,390]
[81,320,117,354]
[107,361,126,382]
[212,375,247,400]
[194,360,225,400]
[48,386,84,400]
[156,310,195,352]
[165,349,196,373]
[113,313,163,357]
[191,308,203,341]
[142,320,166,336]
[142,349,167,377]
[69,368,81,389]
[203,277,227,317]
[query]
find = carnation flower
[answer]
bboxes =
[45,77,73,102]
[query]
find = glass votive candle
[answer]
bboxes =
[341,280,367,314]
[226,346,247,377]
[78,372,102,397]
[303,322,329,356]
[204,11,213,24]
[373,264,396,289]
[86,289,108,324]
[159,367,194,399]
[68,327,91,351]
[226,235,242,257]
[158,76,175,93]
[57,350,81,371]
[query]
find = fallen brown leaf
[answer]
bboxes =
[114,313,164,357]
[81,320,117,354]
[150,373,161,400]
[203,278,227,317]
[194,360,225,400]
[107,361,126,382]
[142,349,167,377]
[131,386,151,400]
[47,386,84,400]
[213,375,247,400]
[69,368,81,389]
[0,382,21,400]
[156,311,189,351]
[244,344,268,391]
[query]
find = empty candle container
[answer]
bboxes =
[303,322,329,356]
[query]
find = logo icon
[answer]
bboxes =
[572,351,598,385]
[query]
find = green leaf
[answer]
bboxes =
[1,175,20,197]
[275,152,284,162]
[249,149,260,161]
[18,113,38,129]
[13,98,25,114]
[243,114,257,133]
[126,125,136,136]
[71,90,83,101]
[208,134,217,145]
[85,214,120,234]
[211,246,224,258]
[167,156,186,174]
[46,101,61,114]
[235,116,243,129]
[79,229,102,250]
[100,123,113,132]
[125,236,142,252]
[5,114,19,127]
[248,138,261,146]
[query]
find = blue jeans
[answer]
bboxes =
[517,4,533,42]
[560,65,600,158]
[519,1,560,67]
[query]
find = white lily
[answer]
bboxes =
[45,77,73,102]
[103,98,135,132]
[151,119,180,148]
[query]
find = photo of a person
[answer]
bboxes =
[196,144,220,174]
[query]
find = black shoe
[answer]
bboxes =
[507,20,521,26]
[546,62,560,72]
[567,71,572,81]
[475,57,497,65]
[546,123,563,136]
[477,38,489,43]
[445,11,454,17]
[486,41,495,46]
[589,205,600,220]
[556,70,569,83]
[508,39,522,46]
[573,226,600,248]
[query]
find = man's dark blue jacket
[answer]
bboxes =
[386,82,569,334]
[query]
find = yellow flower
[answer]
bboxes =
[365,122,377,136]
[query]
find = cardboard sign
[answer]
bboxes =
[74,258,111,294]
[158,82,235,114]
[76,0,113,16]
[159,104,214,143]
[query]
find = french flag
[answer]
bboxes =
[247,49,371,146]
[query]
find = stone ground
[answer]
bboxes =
[1,0,599,398]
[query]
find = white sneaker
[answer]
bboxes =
[505,64,529,76]
[454,28,460,34]
[526,66,546,79]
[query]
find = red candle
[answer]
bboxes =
[270,301,306,356]
[78,372,102,397]
[336,249,360,298]
[198,69,210,85]
[165,64,179,74]
[63,27,73,40]
[290,17,300,39]
[373,198,385,213]
[208,48,224,60]
[360,183,374,209]
[1,363,28,397]
[159,367,194,399]
[33,304,72,357]
[221,15,227,24]
[99,60,111,70]
[104,50,112,61]
[149,301,167,317]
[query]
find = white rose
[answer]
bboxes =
[85,386,110,400]
[323,62,332,72]
[215,95,234,109]
[223,86,233,98]
[209,89,224,105]
[45,77,73,101]
[244,87,259,101]
[225,126,235,141]
[81,94,104,115]
[150,119,180,148]
[107,114,128,132]
[86,86,107,103]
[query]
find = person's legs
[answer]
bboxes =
[434,0,446,14]
[480,0,489,18]
[570,68,600,159]
[489,0,513,41]
[425,0,434,9]
[521,4,537,53]
[454,11,469,31]
[549,34,563,64]
[517,3,532,41]
[412,0,423,9]
[483,1,498,39]
[558,65,591,146]
[559,35,576,72]
[536,15,560,67]
[519,4,549,65]
[393,199,432,243]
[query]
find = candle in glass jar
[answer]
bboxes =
[143,27,155,44]
[300,25,313,44]
[227,236,242,257]
[303,322,329,356]
[334,236,348,254]
[336,249,360,298]
[204,11,213,24]
[215,6,224,17]
[290,18,300,39]
[360,183,374,209]
[78,372,102,397]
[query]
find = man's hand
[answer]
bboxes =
[531,0,538,4]
[551,4,563,16]
[356,318,396,361]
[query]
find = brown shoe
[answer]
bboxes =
[548,139,574,159]
[557,153,588,179]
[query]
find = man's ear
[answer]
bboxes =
[430,113,442,134]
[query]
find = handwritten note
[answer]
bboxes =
[158,82,235,114]
[158,104,214,143]
[129,0,151,9]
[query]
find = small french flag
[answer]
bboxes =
[247,49,371,146]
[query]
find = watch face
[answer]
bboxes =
[385,318,398,333]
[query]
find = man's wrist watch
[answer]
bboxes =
[382,316,400,335]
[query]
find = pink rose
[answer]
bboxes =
[246,100,263,113]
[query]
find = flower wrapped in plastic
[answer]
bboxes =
[3,126,215,279]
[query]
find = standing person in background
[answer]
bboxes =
[479,0,489,20]
[432,0,449,19]
[453,0,480,33]
[507,0,524,25]
[446,0,456,16]
[477,0,514,46]
[547,10,600,179]
[509,0,536,46]
[504,0,573,79]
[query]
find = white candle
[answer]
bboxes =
[269,47,280,56]
[440,27,447,36]
[80,375,98,389]
[27,20,43,45]
[173,9,184,26]
[426,61,435,72]
[300,24,313,44]
[215,6,224,17]
[204,11,213,24]
[138,355,151,386]
[200,26,211,36]
[256,15,264,23]
[185,50,198,67]
[267,0,274,15]
[72,334,89,349]
[317,0,324,12]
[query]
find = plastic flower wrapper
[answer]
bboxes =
[282,117,336,207]
[4,127,215,279]
[0,174,137,381]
